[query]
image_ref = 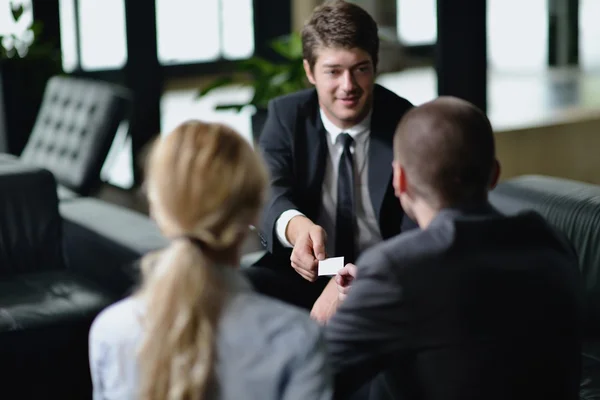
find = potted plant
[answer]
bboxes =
[0,2,62,154]
[197,32,311,141]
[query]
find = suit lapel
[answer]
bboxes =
[303,95,327,196]
[368,96,395,222]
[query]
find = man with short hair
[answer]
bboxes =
[246,0,415,317]
[325,96,584,400]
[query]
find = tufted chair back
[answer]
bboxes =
[20,76,131,196]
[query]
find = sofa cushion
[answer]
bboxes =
[0,270,112,332]
[60,197,168,296]
[57,184,80,201]
[0,270,113,399]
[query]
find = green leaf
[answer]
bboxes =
[28,21,44,39]
[10,3,24,22]
[237,57,276,78]
[194,33,311,112]
[270,32,303,60]
[196,75,237,98]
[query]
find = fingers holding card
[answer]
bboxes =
[318,256,345,276]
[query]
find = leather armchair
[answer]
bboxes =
[20,75,131,199]
[489,175,600,400]
[0,157,166,399]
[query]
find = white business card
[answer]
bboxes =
[318,256,345,276]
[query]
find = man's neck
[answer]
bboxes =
[319,107,373,132]
[411,200,439,229]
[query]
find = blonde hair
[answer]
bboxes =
[137,121,268,400]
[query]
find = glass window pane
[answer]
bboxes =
[487,0,547,72]
[78,0,128,70]
[58,0,78,72]
[100,121,134,189]
[580,0,600,71]
[160,87,254,144]
[156,0,220,64]
[221,0,254,59]
[396,0,437,45]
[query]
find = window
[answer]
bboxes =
[157,0,256,155]
[396,0,436,45]
[580,0,600,71]
[58,0,128,72]
[160,86,254,143]
[395,0,548,71]
[155,0,254,65]
[58,0,77,71]
[487,0,548,72]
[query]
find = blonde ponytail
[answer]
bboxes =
[138,120,269,399]
[138,239,227,400]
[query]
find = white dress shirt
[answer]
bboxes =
[275,109,382,258]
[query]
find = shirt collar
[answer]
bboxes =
[319,108,372,146]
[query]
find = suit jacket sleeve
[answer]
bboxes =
[258,98,300,253]
[324,251,412,398]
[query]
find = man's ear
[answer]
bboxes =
[392,161,407,198]
[303,59,316,85]
[399,165,408,193]
[489,159,501,189]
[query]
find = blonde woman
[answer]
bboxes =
[88,121,332,400]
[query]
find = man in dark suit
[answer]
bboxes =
[245,0,415,317]
[326,96,584,400]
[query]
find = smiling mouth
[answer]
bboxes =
[338,98,360,109]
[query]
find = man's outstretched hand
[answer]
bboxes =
[287,216,327,282]
[335,263,357,301]
[311,263,358,324]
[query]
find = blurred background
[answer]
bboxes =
[0,0,599,211]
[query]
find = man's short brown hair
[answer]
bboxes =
[301,0,379,70]
[394,97,496,208]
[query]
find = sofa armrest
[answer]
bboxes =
[0,157,65,275]
[59,197,168,296]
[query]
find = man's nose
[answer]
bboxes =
[340,70,357,92]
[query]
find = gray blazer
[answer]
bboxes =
[325,203,584,400]
[89,269,332,400]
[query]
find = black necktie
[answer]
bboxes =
[335,133,356,264]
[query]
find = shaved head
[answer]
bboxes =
[393,96,496,208]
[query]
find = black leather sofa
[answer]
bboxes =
[489,175,600,400]
[0,157,166,399]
